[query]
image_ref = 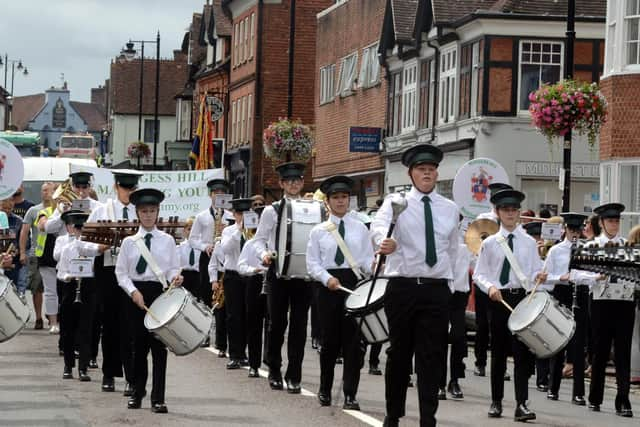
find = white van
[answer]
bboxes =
[22,157,98,203]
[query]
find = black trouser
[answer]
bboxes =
[57,280,65,352]
[384,278,450,427]
[536,358,550,387]
[440,290,469,387]
[128,281,167,404]
[59,279,96,371]
[319,269,365,398]
[473,283,489,368]
[488,289,535,404]
[224,271,247,360]
[311,282,321,341]
[549,285,573,395]
[199,253,212,307]
[568,286,589,397]
[99,264,133,382]
[182,270,200,300]
[588,297,636,408]
[91,276,102,361]
[246,273,267,370]
[369,343,382,366]
[266,273,312,383]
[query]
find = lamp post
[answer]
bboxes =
[0,55,29,96]
[561,0,576,213]
[122,32,161,170]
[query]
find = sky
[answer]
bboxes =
[1,0,205,102]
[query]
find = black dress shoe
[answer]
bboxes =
[318,391,331,406]
[588,402,600,412]
[547,391,559,400]
[88,360,99,369]
[63,366,73,379]
[336,357,343,365]
[343,395,360,411]
[616,402,633,418]
[217,350,227,358]
[127,397,142,409]
[437,388,447,400]
[536,383,548,392]
[78,370,91,382]
[101,376,115,392]
[514,403,536,422]
[571,396,586,406]
[311,338,320,350]
[226,359,242,370]
[474,366,486,377]
[151,403,168,414]
[447,380,464,399]
[383,416,399,427]
[123,383,134,397]
[488,401,502,418]
[369,365,383,375]
[504,373,511,381]
[286,379,301,394]
[248,368,260,378]
[269,372,283,390]
[240,358,249,367]
[407,376,414,387]
[200,337,210,348]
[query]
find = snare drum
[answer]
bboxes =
[344,278,389,344]
[276,199,324,280]
[507,291,575,359]
[0,275,30,343]
[144,287,213,356]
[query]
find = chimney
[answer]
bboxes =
[63,81,68,90]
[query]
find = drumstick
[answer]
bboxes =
[336,285,359,296]
[167,268,183,293]
[143,304,160,323]
[526,270,546,304]
[501,299,514,312]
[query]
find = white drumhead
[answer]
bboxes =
[0,275,9,295]
[508,291,548,331]
[345,278,388,310]
[144,287,187,329]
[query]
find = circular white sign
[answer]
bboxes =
[453,157,509,219]
[0,138,24,200]
[207,96,225,122]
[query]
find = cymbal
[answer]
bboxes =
[465,219,499,255]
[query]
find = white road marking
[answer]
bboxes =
[204,346,382,426]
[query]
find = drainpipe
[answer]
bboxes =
[256,0,265,196]
[287,0,296,118]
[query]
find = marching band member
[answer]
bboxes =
[177,217,200,298]
[45,172,101,236]
[54,210,107,381]
[473,189,547,422]
[88,170,142,395]
[253,162,310,393]
[476,183,512,223]
[372,144,460,427]
[588,203,634,417]
[306,175,372,410]
[543,212,592,405]
[216,198,254,369]
[438,221,471,400]
[208,235,228,355]
[237,196,268,378]
[115,188,183,413]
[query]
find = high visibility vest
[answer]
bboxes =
[34,206,54,257]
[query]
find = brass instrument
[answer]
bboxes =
[464,219,499,255]
[52,178,79,208]
[212,208,225,310]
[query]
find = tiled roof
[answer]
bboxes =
[109,57,188,116]
[392,0,419,43]
[11,93,45,131]
[69,101,106,132]
[212,0,232,37]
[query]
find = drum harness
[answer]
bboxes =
[323,221,364,281]
[495,234,530,293]
[132,236,169,289]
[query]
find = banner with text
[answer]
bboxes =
[69,165,223,218]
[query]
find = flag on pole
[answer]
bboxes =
[189,97,205,169]
[190,97,215,170]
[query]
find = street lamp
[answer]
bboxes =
[561,0,576,213]
[120,32,161,170]
[0,54,29,96]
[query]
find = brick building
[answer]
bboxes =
[108,50,188,168]
[599,0,640,233]
[223,0,333,199]
[379,0,605,214]
[314,0,387,209]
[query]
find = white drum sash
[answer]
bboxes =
[496,234,529,290]
[323,221,363,281]
[133,236,168,288]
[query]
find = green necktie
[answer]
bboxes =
[422,196,437,267]
[189,248,195,266]
[334,219,345,265]
[123,206,129,220]
[135,233,153,274]
[499,233,514,285]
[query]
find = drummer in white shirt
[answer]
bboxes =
[473,189,547,422]
[115,188,183,414]
[306,175,373,410]
[372,144,459,427]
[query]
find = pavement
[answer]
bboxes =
[1,302,639,426]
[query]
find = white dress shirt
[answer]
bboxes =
[55,236,101,281]
[207,241,225,281]
[88,198,137,222]
[220,224,244,272]
[473,225,544,294]
[238,239,266,276]
[177,240,201,271]
[253,197,300,260]
[306,214,374,286]
[45,198,100,235]
[452,243,472,293]
[543,239,598,287]
[370,188,459,286]
[115,226,180,296]
[53,234,73,263]
[188,207,231,252]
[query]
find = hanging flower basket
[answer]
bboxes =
[263,118,314,163]
[528,79,607,148]
[127,141,151,159]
